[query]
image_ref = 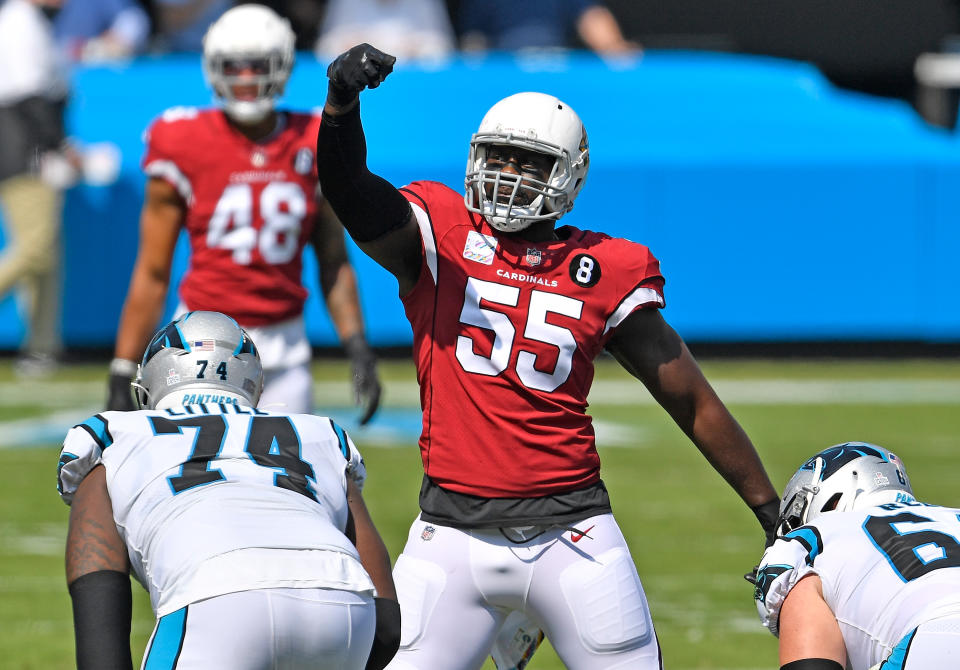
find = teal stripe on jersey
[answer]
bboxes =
[329,419,350,460]
[79,415,113,449]
[884,628,916,669]
[143,607,187,670]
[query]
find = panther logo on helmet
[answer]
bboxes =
[775,442,913,537]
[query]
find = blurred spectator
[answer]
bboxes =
[0,0,73,376]
[53,0,150,62]
[261,0,323,50]
[315,0,455,61]
[458,0,640,55]
[152,0,231,51]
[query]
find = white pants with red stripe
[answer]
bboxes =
[385,513,662,670]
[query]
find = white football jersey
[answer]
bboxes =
[755,500,960,669]
[58,403,375,616]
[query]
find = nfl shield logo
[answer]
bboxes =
[524,249,542,266]
[421,525,436,541]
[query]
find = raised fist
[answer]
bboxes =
[326,43,397,107]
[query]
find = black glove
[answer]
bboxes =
[744,497,781,584]
[326,43,397,108]
[344,334,381,425]
[106,359,137,411]
[752,498,780,549]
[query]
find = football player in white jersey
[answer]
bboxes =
[754,442,960,670]
[61,311,400,670]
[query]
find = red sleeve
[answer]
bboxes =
[602,237,666,340]
[141,108,199,203]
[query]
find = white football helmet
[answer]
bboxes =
[202,4,295,123]
[776,442,913,537]
[465,92,590,233]
[133,311,263,410]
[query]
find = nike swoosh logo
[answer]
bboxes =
[571,525,595,543]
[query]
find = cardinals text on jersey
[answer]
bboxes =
[399,181,664,523]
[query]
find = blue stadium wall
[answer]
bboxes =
[1,51,959,349]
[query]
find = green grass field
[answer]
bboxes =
[1,356,958,669]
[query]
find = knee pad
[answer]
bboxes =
[392,554,447,649]
[558,548,653,653]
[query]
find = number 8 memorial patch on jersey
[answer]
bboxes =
[569,254,601,288]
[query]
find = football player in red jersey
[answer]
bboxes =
[106,5,381,423]
[316,44,781,670]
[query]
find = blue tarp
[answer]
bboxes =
[2,50,958,347]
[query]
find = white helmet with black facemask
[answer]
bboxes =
[465,92,590,233]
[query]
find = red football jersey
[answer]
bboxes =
[142,108,322,326]
[401,181,666,498]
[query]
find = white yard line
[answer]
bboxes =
[0,378,958,406]
[0,378,957,449]
[314,378,960,405]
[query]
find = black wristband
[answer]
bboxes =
[781,659,844,670]
[366,597,401,670]
[327,80,359,109]
[69,570,133,670]
[751,497,781,546]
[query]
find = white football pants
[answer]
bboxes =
[386,513,662,670]
[882,615,960,669]
[139,587,375,669]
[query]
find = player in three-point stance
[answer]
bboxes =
[754,442,960,670]
[63,310,399,669]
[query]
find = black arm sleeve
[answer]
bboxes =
[316,105,412,243]
[781,660,844,670]
[68,570,133,670]
[366,597,401,670]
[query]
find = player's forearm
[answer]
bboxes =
[70,571,133,670]
[316,105,412,244]
[690,400,777,507]
[66,466,129,583]
[113,269,169,361]
[346,483,396,600]
[321,263,365,342]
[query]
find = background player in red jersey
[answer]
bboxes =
[316,43,781,670]
[106,5,381,422]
